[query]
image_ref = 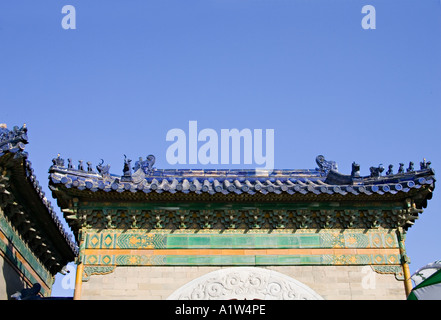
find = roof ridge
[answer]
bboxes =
[48,154,435,198]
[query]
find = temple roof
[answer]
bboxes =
[48,153,435,209]
[0,124,77,275]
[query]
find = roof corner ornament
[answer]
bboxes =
[407,161,414,173]
[0,123,28,145]
[52,154,65,167]
[398,163,405,174]
[315,155,338,176]
[369,164,384,177]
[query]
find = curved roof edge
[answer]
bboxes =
[0,124,78,271]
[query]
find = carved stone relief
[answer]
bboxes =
[167,267,323,300]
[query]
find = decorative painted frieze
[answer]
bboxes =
[371,265,405,280]
[82,229,399,250]
[80,250,401,267]
[82,265,115,282]
[68,207,422,231]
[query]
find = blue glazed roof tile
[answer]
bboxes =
[48,154,435,201]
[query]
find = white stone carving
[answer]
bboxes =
[167,267,323,300]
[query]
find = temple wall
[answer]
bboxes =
[79,265,406,300]
[77,228,407,300]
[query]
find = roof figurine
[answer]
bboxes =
[96,159,111,177]
[0,123,28,144]
[133,155,156,174]
[421,159,431,170]
[121,155,132,182]
[369,164,384,178]
[386,164,394,176]
[351,162,361,178]
[315,155,338,175]
[52,154,64,167]
[0,123,28,158]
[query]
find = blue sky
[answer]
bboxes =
[1,1,440,297]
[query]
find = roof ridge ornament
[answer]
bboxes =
[96,159,111,177]
[121,154,155,182]
[351,162,361,178]
[315,155,338,176]
[369,164,384,178]
[52,153,65,167]
[121,155,132,182]
[386,164,394,176]
[133,154,156,175]
[420,159,431,170]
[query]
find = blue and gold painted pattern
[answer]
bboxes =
[79,229,402,271]
[83,229,398,250]
[81,251,401,267]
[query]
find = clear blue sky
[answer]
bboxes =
[1,0,440,297]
